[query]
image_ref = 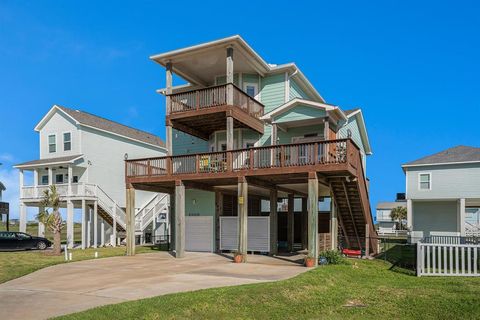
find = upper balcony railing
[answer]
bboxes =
[126,139,357,179]
[21,182,98,200]
[168,83,264,119]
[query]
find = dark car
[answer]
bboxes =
[0,231,52,251]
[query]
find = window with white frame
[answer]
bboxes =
[419,173,431,190]
[63,132,71,151]
[48,134,56,153]
[243,83,258,98]
[41,175,49,185]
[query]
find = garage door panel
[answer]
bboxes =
[186,216,213,252]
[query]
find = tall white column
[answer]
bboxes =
[152,215,156,244]
[175,181,185,258]
[87,206,92,248]
[459,198,466,236]
[330,198,338,250]
[67,165,73,195]
[308,173,319,266]
[67,200,74,248]
[93,201,98,248]
[19,202,27,233]
[226,46,234,105]
[100,218,105,247]
[81,199,86,250]
[33,169,39,198]
[166,62,173,156]
[48,167,53,186]
[38,206,45,237]
[19,169,24,200]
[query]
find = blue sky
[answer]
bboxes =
[1,1,479,219]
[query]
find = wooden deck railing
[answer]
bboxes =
[168,84,264,119]
[126,139,353,178]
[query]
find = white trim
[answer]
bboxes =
[261,98,341,120]
[418,172,432,191]
[344,109,372,155]
[62,131,72,152]
[14,155,84,169]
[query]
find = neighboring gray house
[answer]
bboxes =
[376,193,407,235]
[402,146,480,240]
[15,105,169,249]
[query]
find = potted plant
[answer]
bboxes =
[304,252,316,267]
[233,251,244,263]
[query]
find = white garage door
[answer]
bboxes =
[185,216,214,252]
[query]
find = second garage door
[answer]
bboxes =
[185,216,214,252]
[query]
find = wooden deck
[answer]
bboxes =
[166,84,265,140]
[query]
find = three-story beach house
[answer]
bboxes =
[124,36,375,264]
[15,105,169,248]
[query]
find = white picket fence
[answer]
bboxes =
[417,242,480,277]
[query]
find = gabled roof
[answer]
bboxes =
[35,105,165,149]
[14,155,84,169]
[403,146,480,168]
[261,98,347,123]
[345,108,372,155]
[151,35,325,103]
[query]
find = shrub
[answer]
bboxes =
[319,250,349,265]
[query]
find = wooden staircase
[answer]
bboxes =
[329,146,377,254]
[89,204,126,233]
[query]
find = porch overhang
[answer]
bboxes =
[14,154,84,170]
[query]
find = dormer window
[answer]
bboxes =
[48,134,56,153]
[63,132,72,151]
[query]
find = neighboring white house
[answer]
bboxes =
[15,105,170,249]
[403,146,480,241]
[376,193,407,236]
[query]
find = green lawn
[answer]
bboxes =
[56,259,480,320]
[0,245,156,284]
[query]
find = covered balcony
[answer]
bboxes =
[167,83,264,140]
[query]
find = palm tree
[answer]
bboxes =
[37,185,63,255]
[390,206,407,230]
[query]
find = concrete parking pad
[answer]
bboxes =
[0,252,307,320]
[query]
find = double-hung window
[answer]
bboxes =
[63,132,71,151]
[419,173,431,190]
[48,134,56,153]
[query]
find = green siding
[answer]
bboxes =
[215,74,239,86]
[259,124,273,146]
[242,73,259,88]
[172,129,209,156]
[277,124,325,144]
[260,73,285,113]
[185,189,216,250]
[289,78,310,100]
[274,105,326,124]
[339,116,365,153]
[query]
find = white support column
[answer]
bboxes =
[87,206,92,248]
[459,198,466,236]
[81,199,86,250]
[93,201,98,248]
[226,116,234,151]
[48,167,53,186]
[238,177,248,262]
[38,206,45,237]
[271,123,278,145]
[33,169,39,198]
[307,173,319,266]
[67,165,73,195]
[19,202,27,233]
[152,215,156,244]
[407,199,413,231]
[100,218,105,247]
[111,201,117,247]
[19,169,24,200]
[67,200,74,249]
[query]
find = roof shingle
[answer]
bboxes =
[57,106,165,148]
[403,145,480,166]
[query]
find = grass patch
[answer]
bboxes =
[0,245,155,284]
[56,259,480,320]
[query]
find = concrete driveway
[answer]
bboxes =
[0,252,307,320]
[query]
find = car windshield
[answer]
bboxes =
[16,233,31,240]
